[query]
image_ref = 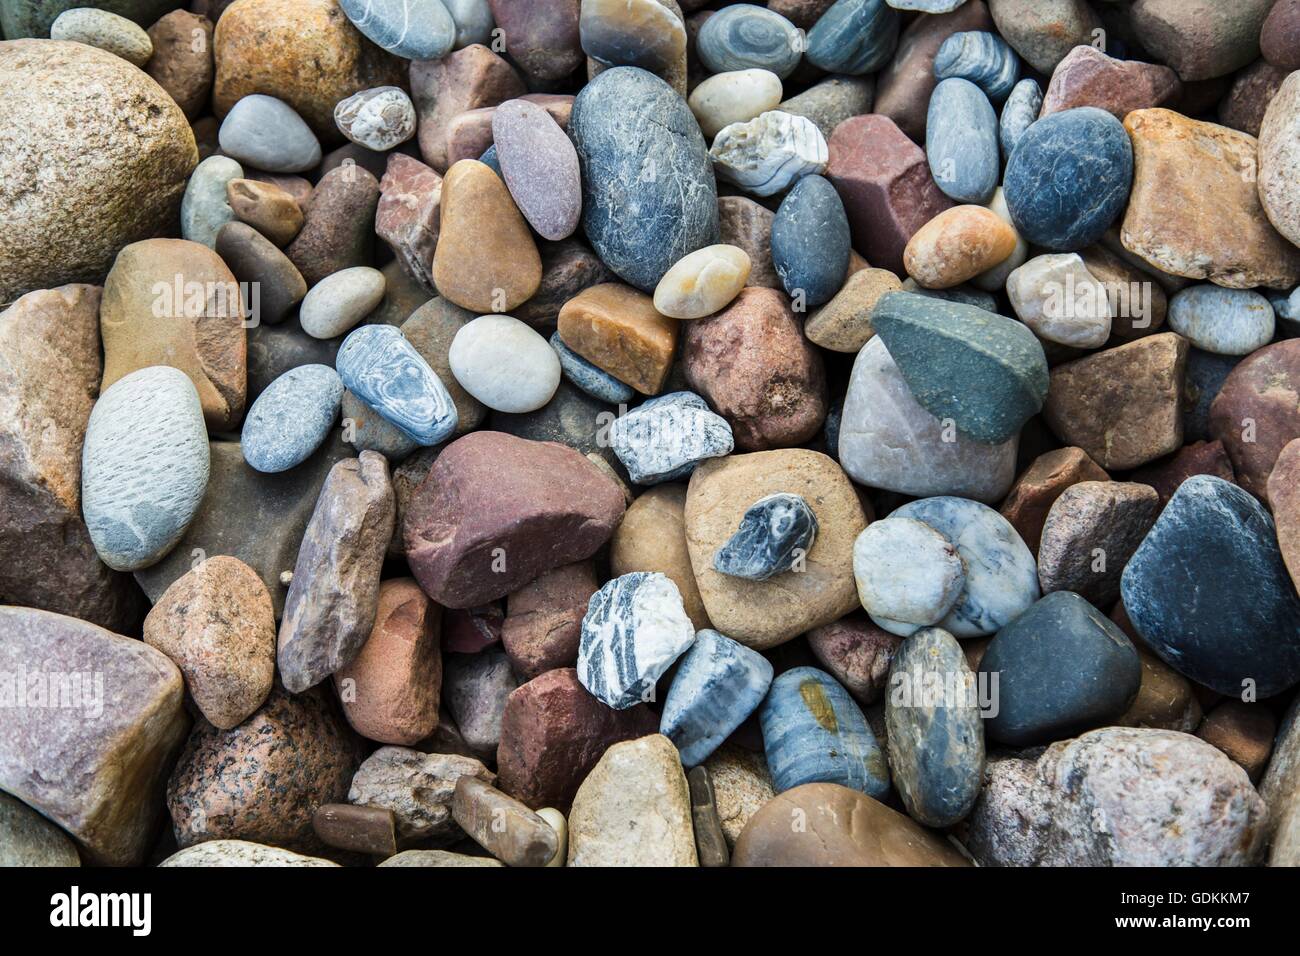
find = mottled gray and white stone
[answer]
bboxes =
[444,0,494,48]
[241,365,344,474]
[838,337,1017,503]
[696,3,804,79]
[853,516,965,635]
[82,367,210,572]
[1168,285,1276,356]
[926,77,999,205]
[50,8,152,66]
[448,315,561,414]
[577,571,697,709]
[181,156,243,249]
[1007,253,1113,347]
[550,332,635,404]
[335,87,417,152]
[218,95,322,174]
[999,78,1042,156]
[892,496,1039,638]
[709,110,829,198]
[338,0,456,60]
[159,840,339,867]
[337,325,458,446]
[300,266,386,340]
[608,391,734,484]
[349,747,493,843]
[712,493,818,581]
[933,30,1019,102]
[887,0,969,11]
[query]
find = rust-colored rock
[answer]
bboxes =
[1209,340,1300,502]
[718,195,780,290]
[805,614,901,707]
[999,447,1109,556]
[557,283,677,395]
[376,154,443,294]
[226,178,303,248]
[146,10,214,120]
[501,561,598,681]
[1118,649,1203,734]
[410,44,526,173]
[806,267,902,353]
[1040,46,1181,120]
[1197,700,1276,782]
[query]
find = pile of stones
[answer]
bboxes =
[2,0,1300,868]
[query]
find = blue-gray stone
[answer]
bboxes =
[771,174,850,307]
[885,626,985,827]
[805,0,901,76]
[609,391,734,484]
[338,0,456,60]
[696,3,804,79]
[443,0,494,48]
[759,666,890,797]
[871,291,1049,445]
[1183,348,1243,441]
[1168,285,1276,356]
[241,364,344,474]
[713,493,819,580]
[934,31,1019,102]
[577,571,697,710]
[979,591,1141,747]
[571,67,720,292]
[336,325,458,446]
[886,0,968,10]
[181,156,242,249]
[549,332,635,404]
[892,496,1039,637]
[1270,287,1300,337]
[660,628,775,767]
[926,77,999,205]
[1004,106,1133,251]
[999,77,1041,156]
[478,144,502,177]
[901,279,999,313]
[217,95,321,174]
[1120,475,1300,699]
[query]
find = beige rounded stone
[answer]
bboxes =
[1258,72,1300,249]
[50,8,153,67]
[903,205,1018,289]
[703,744,775,849]
[685,449,867,649]
[688,68,784,140]
[653,244,751,319]
[610,484,711,631]
[805,267,902,353]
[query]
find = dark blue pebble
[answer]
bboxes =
[550,332,635,404]
[713,493,819,580]
[1183,348,1243,441]
[806,0,901,76]
[933,31,1019,103]
[771,174,850,308]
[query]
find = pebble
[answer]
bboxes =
[998,77,1041,155]
[487,0,584,83]
[886,626,985,827]
[610,484,711,631]
[558,283,677,395]
[1121,475,1300,698]
[300,267,386,340]
[986,0,1098,75]
[999,448,1104,554]
[759,666,890,798]
[710,110,829,198]
[933,31,1018,102]
[216,222,307,326]
[653,244,751,319]
[609,392,735,484]
[349,746,493,844]
[1198,701,1277,783]
[227,178,304,248]
[580,0,688,93]
[805,0,901,75]
[410,44,525,173]
[1258,72,1300,250]
[337,325,459,446]
[1219,60,1288,139]
[806,266,902,352]
[313,804,398,857]
[241,364,343,475]
[1209,340,1300,500]
[1132,439,1235,509]
[338,0,456,60]
[777,74,875,140]
[50,8,152,66]
[1167,286,1275,356]
[853,516,964,634]
[902,204,1017,289]
[335,86,417,151]
[182,155,243,249]
[713,493,819,582]
[501,562,598,679]
[1128,0,1273,82]
[161,842,339,867]
[493,98,582,241]
[696,3,804,79]
[1261,697,1300,865]
[705,746,775,848]
[0,791,81,867]
[447,315,560,414]
[689,766,731,867]
[145,9,213,120]
[1262,0,1300,70]
[453,776,558,867]
[688,69,784,140]
[218,95,322,174]
[443,648,517,758]
[660,629,774,766]
[719,196,781,289]
[1271,440,1300,595]
[286,164,382,287]
[549,333,634,404]
[770,174,849,307]
[1006,253,1113,348]
[1040,45,1181,120]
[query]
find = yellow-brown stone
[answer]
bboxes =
[557,283,677,395]
[805,267,903,353]
[902,205,1018,289]
[226,178,303,247]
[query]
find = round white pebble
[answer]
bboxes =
[448,314,561,413]
[299,267,386,339]
[1168,285,1276,356]
[852,516,966,633]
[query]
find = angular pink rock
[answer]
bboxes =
[1208,339,1300,503]
[376,153,442,294]
[410,44,526,173]
[1040,46,1182,120]
[501,561,599,681]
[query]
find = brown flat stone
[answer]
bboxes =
[1078,244,1168,339]
[610,483,711,631]
[401,297,487,435]
[806,267,902,353]
[452,776,558,867]
[227,178,303,248]
[488,0,584,82]
[1040,45,1181,120]
[557,282,677,395]
[688,765,730,867]
[501,561,598,681]
[999,446,1109,556]
[444,94,576,168]
[1262,0,1300,70]
[410,43,525,173]
[312,803,398,857]
[285,164,381,287]
[216,221,307,326]
[1209,339,1300,501]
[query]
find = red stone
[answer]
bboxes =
[1040,46,1182,120]
[1208,339,1300,503]
[442,603,505,654]
[1262,0,1300,71]
[376,153,442,294]
[487,0,583,82]
[805,613,901,706]
[501,561,598,681]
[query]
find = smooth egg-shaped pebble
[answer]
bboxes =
[1006,253,1113,348]
[891,496,1039,638]
[806,0,901,76]
[903,205,1017,289]
[933,30,1019,102]
[218,94,322,174]
[338,0,456,60]
[1168,285,1276,356]
[549,332,635,404]
[493,98,582,241]
[853,516,964,632]
[653,244,751,319]
[771,174,850,307]
[688,69,783,140]
[334,86,417,151]
[885,626,985,827]
[660,628,775,767]
[299,267,386,339]
[82,366,211,572]
[696,4,804,79]
[337,324,459,445]
[999,77,1042,156]
[51,8,152,66]
[1004,106,1133,251]
[241,365,344,474]
[927,77,1000,205]
[448,315,561,413]
[759,666,890,798]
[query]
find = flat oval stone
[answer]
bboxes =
[338,0,456,60]
[51,7,152,67]
[334,86,417,151]
[806,0,901,76]
[927,77,999,205]
[181,155,243,249]
[571,67,719,292]
[82,366,210,572]
[609,391,735,484]
[999,77,1041,155]
[979,591,1141,746]
[577,572,696,709]
[1005,106,1133,251]
[886,626,984,827]
[1006,253,1113,348]
[1168,285,1275,356]
[853,516,964,633]
[218,94,322,174]
[771,174,849,307]
[660,629,774,767]
[493,98,582,241]
[709,110,829,198]
[696,3,804,79]
[688,69,784,140]
[892,496,1040,638]
[337,325,459,445]
[934,30,1019,102]
[549,332,634,403]
[759,666,890,798]
[713,493,819,581]
[903,204,1017,289]
[299,266,386,339]
[653,244,751,319]
[448,315,561,413]
[241,365,344,474]
[1121,475,1300,698]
